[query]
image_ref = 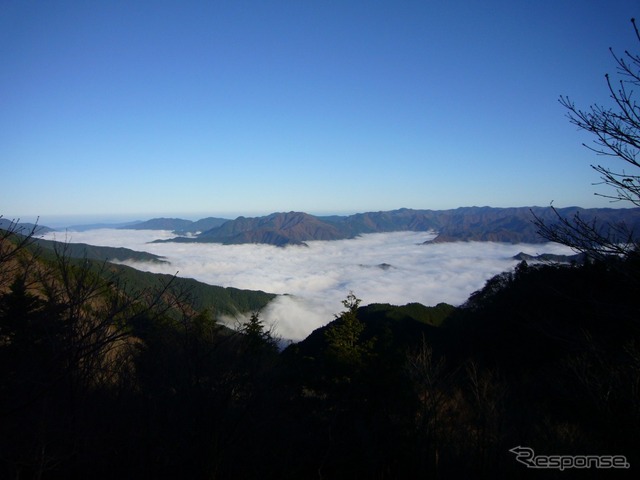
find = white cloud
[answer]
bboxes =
[42,229,575,340]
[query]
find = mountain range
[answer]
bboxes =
[120,216,228,234]
[141,206,640,246]
[0,218,54,235]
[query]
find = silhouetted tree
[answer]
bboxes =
[534,18,640,260]
[0,219,197,479]
[324,292,365,370]
[405,336,448,475]
[240,310,277,353]
[0,217,41,291]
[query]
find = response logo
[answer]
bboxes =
[509,446,630,471]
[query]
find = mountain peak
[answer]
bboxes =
[152,206,640,246]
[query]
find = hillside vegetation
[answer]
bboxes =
[2,219,639,478]
[33,236,169,263]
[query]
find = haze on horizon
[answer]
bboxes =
[1,1,638,223]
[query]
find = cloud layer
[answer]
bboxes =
[43,229,574,341]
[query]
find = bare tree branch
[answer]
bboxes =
[540,19,640,257]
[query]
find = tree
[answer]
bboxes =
[534,18,640,260]
[324,292,365,369]
[0,217,41,290]
[0,217,195,478]
[240,310,277,353]
[405,336,448,474]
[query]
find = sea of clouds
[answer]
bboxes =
[42,229,575,341]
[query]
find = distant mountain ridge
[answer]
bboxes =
[0,218,54,235]
[197,212,343,246]
[512,251,586,263]
[148,206,640,246]
[32,237,168,264]
[121,216,228,234]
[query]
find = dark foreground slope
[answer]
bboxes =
[2,219,639,478]
[275,258,640,479]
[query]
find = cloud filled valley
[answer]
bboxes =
[43,229,575,341]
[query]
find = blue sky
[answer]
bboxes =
[1,0,638,225]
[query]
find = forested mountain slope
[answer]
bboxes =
[151,206,640,246]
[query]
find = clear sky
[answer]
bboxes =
[1,0,638,225]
